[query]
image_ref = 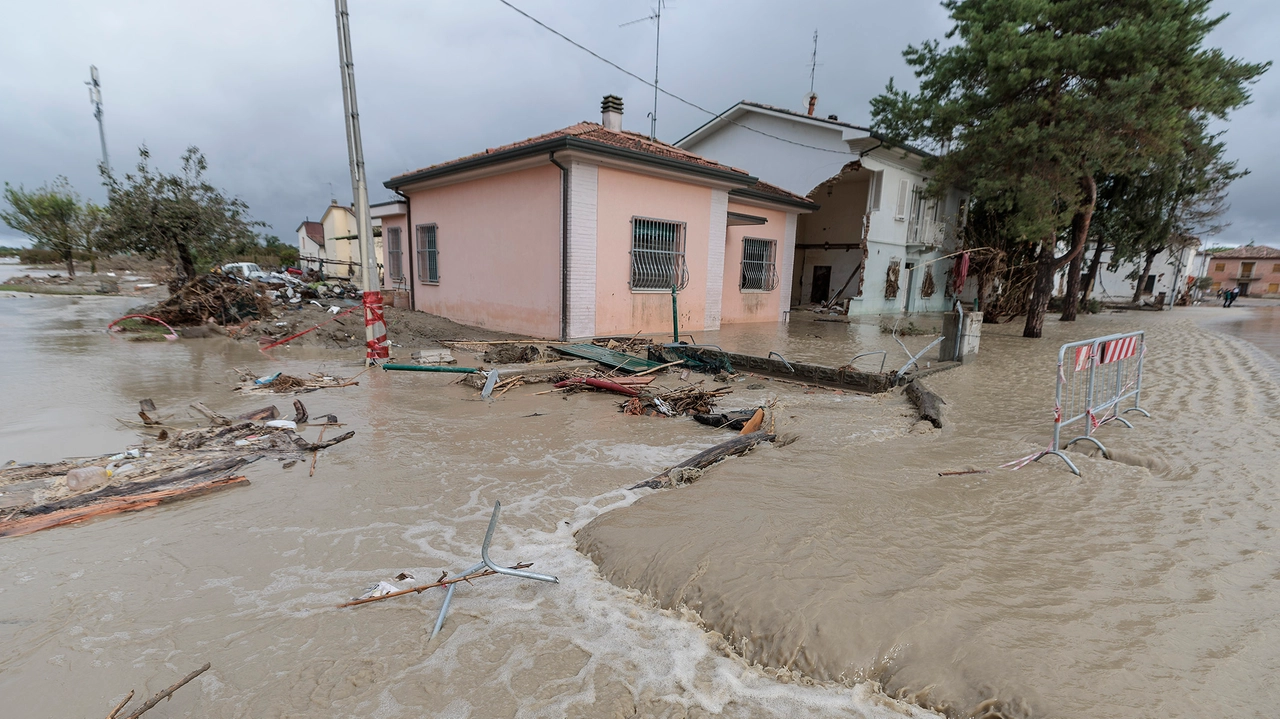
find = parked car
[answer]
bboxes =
[221,262,266,280]
[221,262,301,287]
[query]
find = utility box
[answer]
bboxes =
[940,311,982,363]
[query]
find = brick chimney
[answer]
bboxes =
[601,95,624,131]
[805,92,818,116]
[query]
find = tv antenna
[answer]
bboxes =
[808,30,819,95]
[621,1,667,140]
[804,30,822,115]
[85,65,110,173]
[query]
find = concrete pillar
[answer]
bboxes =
[940,310,982,362]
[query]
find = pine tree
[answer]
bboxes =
[871,0,1267,337]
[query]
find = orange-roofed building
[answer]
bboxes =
[1203,245,1280,297]
[381,95,816,339]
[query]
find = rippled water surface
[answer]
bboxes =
[2,294,1278,718]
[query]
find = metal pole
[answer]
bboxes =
[671,285,679,343]
[334,0,385,363]
[650,2,660,139]
[86,66,109,173]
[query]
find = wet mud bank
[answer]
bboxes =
[578,308,1280,718]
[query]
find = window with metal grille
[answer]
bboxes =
[386,227,404,282]
[740,237,778,291]
[630,217,688,290]
[416,224,438,284]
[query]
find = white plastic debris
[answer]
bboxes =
[264,419,297,430]
[327,305,341,314]
[357,581,400,600]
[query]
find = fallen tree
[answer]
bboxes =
[630,431,778,490]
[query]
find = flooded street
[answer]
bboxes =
[2,294,1279,718]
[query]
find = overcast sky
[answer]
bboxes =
[2,0,1276,248]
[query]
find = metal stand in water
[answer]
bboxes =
[430,501,558,640]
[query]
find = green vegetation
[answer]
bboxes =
[1,177,104,278]
[872,0,1268,336]
[100,146,262,283]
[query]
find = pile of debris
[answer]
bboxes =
[0,398,353,538]
[147,273,274,326]
[233,368,365,395]
[621,382,732,417]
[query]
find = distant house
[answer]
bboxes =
[370,200,407,290]
[296,220,324,273]
[1203,245,1280,297]
[381,95,816,340]
[1069,242,1199,306]
[295,200,384,285]
[675,100,967,314]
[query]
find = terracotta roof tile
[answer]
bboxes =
[735,179,815,206]
[390,122,751,181]
[1209,245,1280,259]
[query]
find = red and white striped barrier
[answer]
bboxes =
[1009,330,1149,475]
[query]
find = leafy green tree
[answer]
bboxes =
[871,0,1267,337]
[1,177,92,278]
[101,146,261,283]
[1095,125,1242,305]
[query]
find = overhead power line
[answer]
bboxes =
[495,0,855,156]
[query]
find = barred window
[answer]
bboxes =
[630,217,688,290]
[740,237,778,291]
[386,227,404,282]
[416,224,438,284]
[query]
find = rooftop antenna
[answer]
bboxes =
[621,1,667,139]
[85,65,110,173]
[805,30,820,116]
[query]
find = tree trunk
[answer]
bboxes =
[1081,238,1107,303]
[1059,176,1098,321]
[1023,237,1058,338]
[1131,248,1158,305]
[176,241,197,283]
[1059,249,1084,322]
[63,249,76,279]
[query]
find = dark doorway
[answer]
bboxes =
[1143,275,1156,294]
[1238,282,1250,296]
[810,265,832,303]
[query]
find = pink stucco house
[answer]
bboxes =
[377,96,815,340]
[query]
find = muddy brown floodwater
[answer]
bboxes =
[1,292,1277,718]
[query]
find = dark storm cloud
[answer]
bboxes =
[1,1,1274,247]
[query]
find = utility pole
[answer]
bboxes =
[333,0,388,363]
[85,66,109,173]
[621,1,666,139]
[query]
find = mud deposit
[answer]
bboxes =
[579,309,1280,718]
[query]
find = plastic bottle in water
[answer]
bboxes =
[65,466,112,492]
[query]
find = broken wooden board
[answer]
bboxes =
[0,475,249,538]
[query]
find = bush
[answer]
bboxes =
[18,248,94,265]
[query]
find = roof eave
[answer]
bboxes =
[729,186,818,212]
[387,135,756,191]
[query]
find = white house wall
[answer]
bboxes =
[680,112,854,197]
[1076,246,1195,303]
[679,105,963,317]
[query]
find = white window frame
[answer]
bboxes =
[629,216,688,292]
[894,178,910,220]
[416,224,439,284]
[739,237,778,292]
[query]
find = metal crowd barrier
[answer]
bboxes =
[1013,330,1149,475]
